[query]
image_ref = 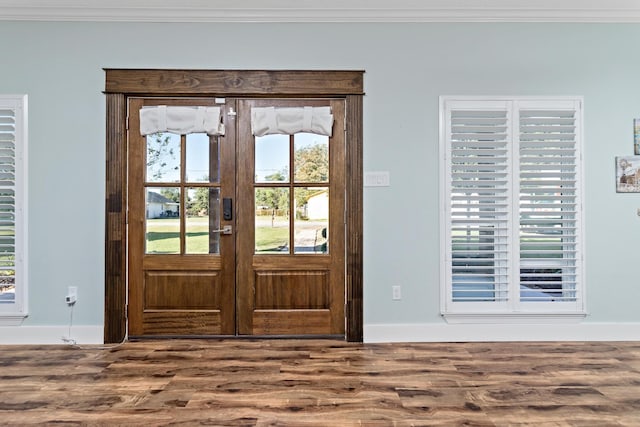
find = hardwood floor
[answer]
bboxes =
[1,339,639,426]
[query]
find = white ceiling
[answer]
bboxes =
[1,0,640,22]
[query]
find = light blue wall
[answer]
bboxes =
[1,21,639,331]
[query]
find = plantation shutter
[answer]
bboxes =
[517,101,582,304]
[0,96,23,313]
[445,100,512,308]
[441,97,584,318]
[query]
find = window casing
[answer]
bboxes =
[440,97,585,322]
[0,95,27,324]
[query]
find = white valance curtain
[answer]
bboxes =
[251,106,333,137]
[139,106,224,136]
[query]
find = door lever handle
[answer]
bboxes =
[211,225,233,235]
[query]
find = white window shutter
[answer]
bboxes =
[441,97,584,320]
[0,95,27,322]
[444,100,513,311]
[517,101,582,306]
[0,107,16,294]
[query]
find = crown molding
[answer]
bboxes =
[1,0,640,23]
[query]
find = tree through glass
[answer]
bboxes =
[145,131,221,255]
[254,132,329,254]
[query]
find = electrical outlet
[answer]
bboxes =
[65,286,77,305]
[392,285,401,300]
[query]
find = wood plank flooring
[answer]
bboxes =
[1,339,639,426]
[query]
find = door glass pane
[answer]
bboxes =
[146,187,180,254]
[294,133,329,183]
[186,188,220,254]
[146,132,181,183]
[255,188,289,253]
[186,133,219,183]
[294,187,328,254]
[255,134,289,183]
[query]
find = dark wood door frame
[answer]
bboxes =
[104,69,364,342]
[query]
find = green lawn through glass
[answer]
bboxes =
[146,218,210,254]
[146,217,292,254]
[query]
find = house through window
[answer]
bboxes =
[440,96,585,321]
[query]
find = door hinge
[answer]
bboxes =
[126,116,129,130]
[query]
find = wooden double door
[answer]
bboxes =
[127,97,345,337]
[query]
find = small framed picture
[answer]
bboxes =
[635,119,640,155]
[616,156,640,193]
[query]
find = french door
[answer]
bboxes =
[127,97,345,336]
[236,99,345,335]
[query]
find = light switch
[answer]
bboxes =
[364,171,390,187]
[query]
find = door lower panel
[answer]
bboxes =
[141,310,222,335]
[252,310,332,335]
[254,270,330,309]
[144,271,221,309]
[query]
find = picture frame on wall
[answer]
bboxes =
[616,156,640,193]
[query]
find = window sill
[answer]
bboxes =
[0,314,28,327]
[442,312,587,324]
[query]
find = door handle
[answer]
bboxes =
[212,225,233,235]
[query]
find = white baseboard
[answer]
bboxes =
[0,325,103,345]
[364,322,640,343]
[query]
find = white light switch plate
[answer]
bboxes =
[364,171,390,187]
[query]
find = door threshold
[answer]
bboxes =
[128,334,346,341]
